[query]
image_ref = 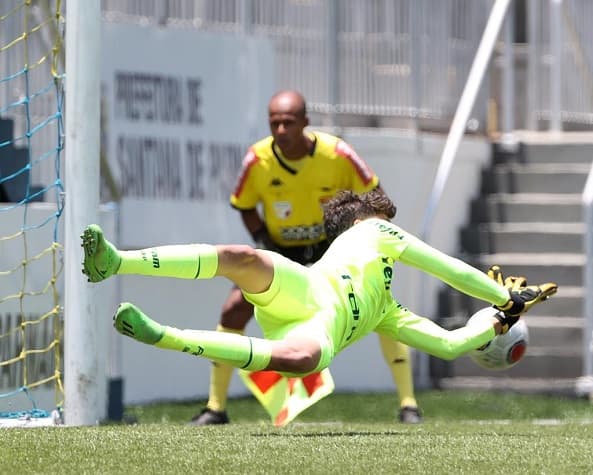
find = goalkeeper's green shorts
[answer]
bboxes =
[242,251,336,374]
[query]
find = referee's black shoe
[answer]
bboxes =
[398,406,422,424]
[188,408,229,426]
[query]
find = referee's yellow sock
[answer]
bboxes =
[379,334,418,409]
[206,325,245,412]
[118,244,218,279]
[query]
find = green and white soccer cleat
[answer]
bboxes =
[81,224,122,282]
[113,302,165,345]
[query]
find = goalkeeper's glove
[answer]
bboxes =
[487,265,558,334]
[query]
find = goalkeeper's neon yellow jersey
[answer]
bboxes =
[311,218,510,357]
[248,217,510,370]
[230,131,379,247]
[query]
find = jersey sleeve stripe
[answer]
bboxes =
[232,148,259,200]
[230,203,257,211]
[334,140,376,185]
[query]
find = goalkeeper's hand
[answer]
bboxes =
[487,265,558,334]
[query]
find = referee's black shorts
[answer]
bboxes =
[275,240,330,266]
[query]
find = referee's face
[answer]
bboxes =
[269,112,304,150]
[268,96,309,158]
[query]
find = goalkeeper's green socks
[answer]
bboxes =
[82,224,218,281]
[114,303,272,371]
[118,244,218,279]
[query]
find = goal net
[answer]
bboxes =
[0,0,65,427]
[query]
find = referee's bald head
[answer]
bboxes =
[268,90,307,118]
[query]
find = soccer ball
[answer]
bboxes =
[467,306,529,370]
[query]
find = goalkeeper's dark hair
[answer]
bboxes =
[323,188,397,243]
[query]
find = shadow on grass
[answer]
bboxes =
[252,430,406,437]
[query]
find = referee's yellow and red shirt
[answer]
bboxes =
[230,131,379,247]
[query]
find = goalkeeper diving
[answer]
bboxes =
[81,188,557,380]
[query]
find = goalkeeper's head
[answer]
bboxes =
[323,188,397,243]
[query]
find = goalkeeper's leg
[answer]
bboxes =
[113,302,322,374]
[114,302,270,370]
[81,224,275,295]
[81,224,218,282]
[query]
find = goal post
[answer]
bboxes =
[63,0,104,426]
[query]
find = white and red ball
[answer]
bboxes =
[467,306,529,370]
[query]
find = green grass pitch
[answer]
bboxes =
[2,390,593,474]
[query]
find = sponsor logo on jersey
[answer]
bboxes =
[375,221,404,240]
[280,223,324,241]
[273,201,292,219]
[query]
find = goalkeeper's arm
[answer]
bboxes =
[398,237,511,307]
[397,237,557,333]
